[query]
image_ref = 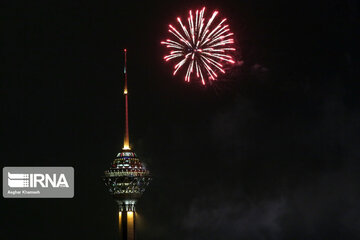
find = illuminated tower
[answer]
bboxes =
[104,49,151,240]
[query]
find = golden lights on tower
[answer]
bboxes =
[126,211,134,240]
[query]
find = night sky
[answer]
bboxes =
[1,0,359,239]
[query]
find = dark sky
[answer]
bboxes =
[1,0,359,239]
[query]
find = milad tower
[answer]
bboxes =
[103,49,151,240]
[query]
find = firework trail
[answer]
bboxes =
[161,7,236,85]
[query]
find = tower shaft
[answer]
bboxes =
[119,211,135,240]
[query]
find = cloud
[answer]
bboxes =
[183,189,286,240]
[181,86,360,239]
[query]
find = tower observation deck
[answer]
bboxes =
[103,49,151,240]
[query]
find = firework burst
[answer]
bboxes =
[161,7,236,85]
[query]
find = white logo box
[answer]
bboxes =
[3,167,74,198]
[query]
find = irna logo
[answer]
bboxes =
[3,167,74,198]
[8,172,69,188]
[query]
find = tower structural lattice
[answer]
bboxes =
[103,49,151,240]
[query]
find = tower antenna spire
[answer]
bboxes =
[123,49,130,150]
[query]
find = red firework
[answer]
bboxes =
[161,7,236,85]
